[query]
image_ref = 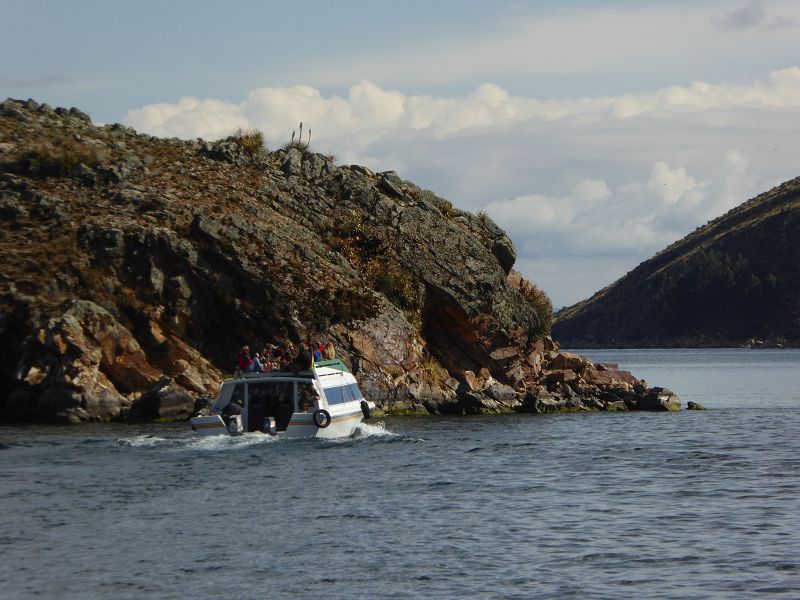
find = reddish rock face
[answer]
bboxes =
[549,352,588,372]
[8,300,221,422]
[463,370,482,391]
[544,369,578,384]
[586,368,638,387]
[10,301,157,421]
[525,339,545,377]
[489,347,519,362]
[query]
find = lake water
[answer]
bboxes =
[1,349,799,599]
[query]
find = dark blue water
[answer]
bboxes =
[1,349,799,599]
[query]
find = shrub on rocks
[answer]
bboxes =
[230,127,266,157]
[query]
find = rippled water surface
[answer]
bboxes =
[1,349,799,599]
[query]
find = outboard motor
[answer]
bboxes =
[360,400,372,420]
[262,417,277,436]
[227,414,243,436]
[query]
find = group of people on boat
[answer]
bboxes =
[236,340,336,374]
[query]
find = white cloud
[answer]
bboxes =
[126,67,800,144]
[647,162,699,204]
[572,180,611,202]
[125,96,249,140]
[124,68,800,307]
[486,157,734,261]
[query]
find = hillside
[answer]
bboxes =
[0,98,681,422]
[553,177,800,347]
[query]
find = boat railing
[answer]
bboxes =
[232,358,351,380]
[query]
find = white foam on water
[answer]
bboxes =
[183,432,280,451]
[115,435,176,448]
[354,421,398,438]
[116,422,400,451]
[114,431,281,451]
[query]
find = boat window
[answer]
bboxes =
[324,385,345,405]
[348,383,364,402]
[324,383,364,405]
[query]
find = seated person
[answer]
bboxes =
[291,345,314,373]
[237,345,253,372]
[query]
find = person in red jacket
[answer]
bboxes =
[237,345,253,372]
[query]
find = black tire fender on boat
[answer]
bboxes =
[360,400,371,420]
[313,409,332,428]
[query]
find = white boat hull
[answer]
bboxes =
[190,415,228,436]
[284,406,365,439]
[190,406,366,439]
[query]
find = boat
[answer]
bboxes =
[189,359,375,439]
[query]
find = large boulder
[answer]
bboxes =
[128,377,197,421]
[549,352,588,372]
[636,387,681,412]
[8,300,162,421]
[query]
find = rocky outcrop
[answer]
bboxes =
[10,300,161,421]
[517,351,677,414]
[0,98,681,421]
[6,299,220,422]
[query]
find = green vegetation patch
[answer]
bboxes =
[518,279,554,338]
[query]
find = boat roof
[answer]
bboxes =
[228,359,352,384]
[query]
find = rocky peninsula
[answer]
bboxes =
[0,98,680,423]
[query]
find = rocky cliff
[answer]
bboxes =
[553,177,800,347]
[0,98,679,422]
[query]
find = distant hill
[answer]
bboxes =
[553,177,800,347]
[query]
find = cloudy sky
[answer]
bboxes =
[2,0,800,308]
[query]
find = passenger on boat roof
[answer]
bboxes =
[312,341,323,363]
[258,353,272,373]
[237,345,263,373]
[263,344,278,368]
[265,344,280,369]
[292,344,314,372]
[269,343,286,371]
[323,341,336,360]
[237,345,253,372]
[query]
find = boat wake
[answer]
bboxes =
[113,421,403,451]
[114,434,177,448]
[114,432,280,451]
[354,421,398,439]
[185,433,280,450]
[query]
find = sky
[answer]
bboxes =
[2,0,800,308]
